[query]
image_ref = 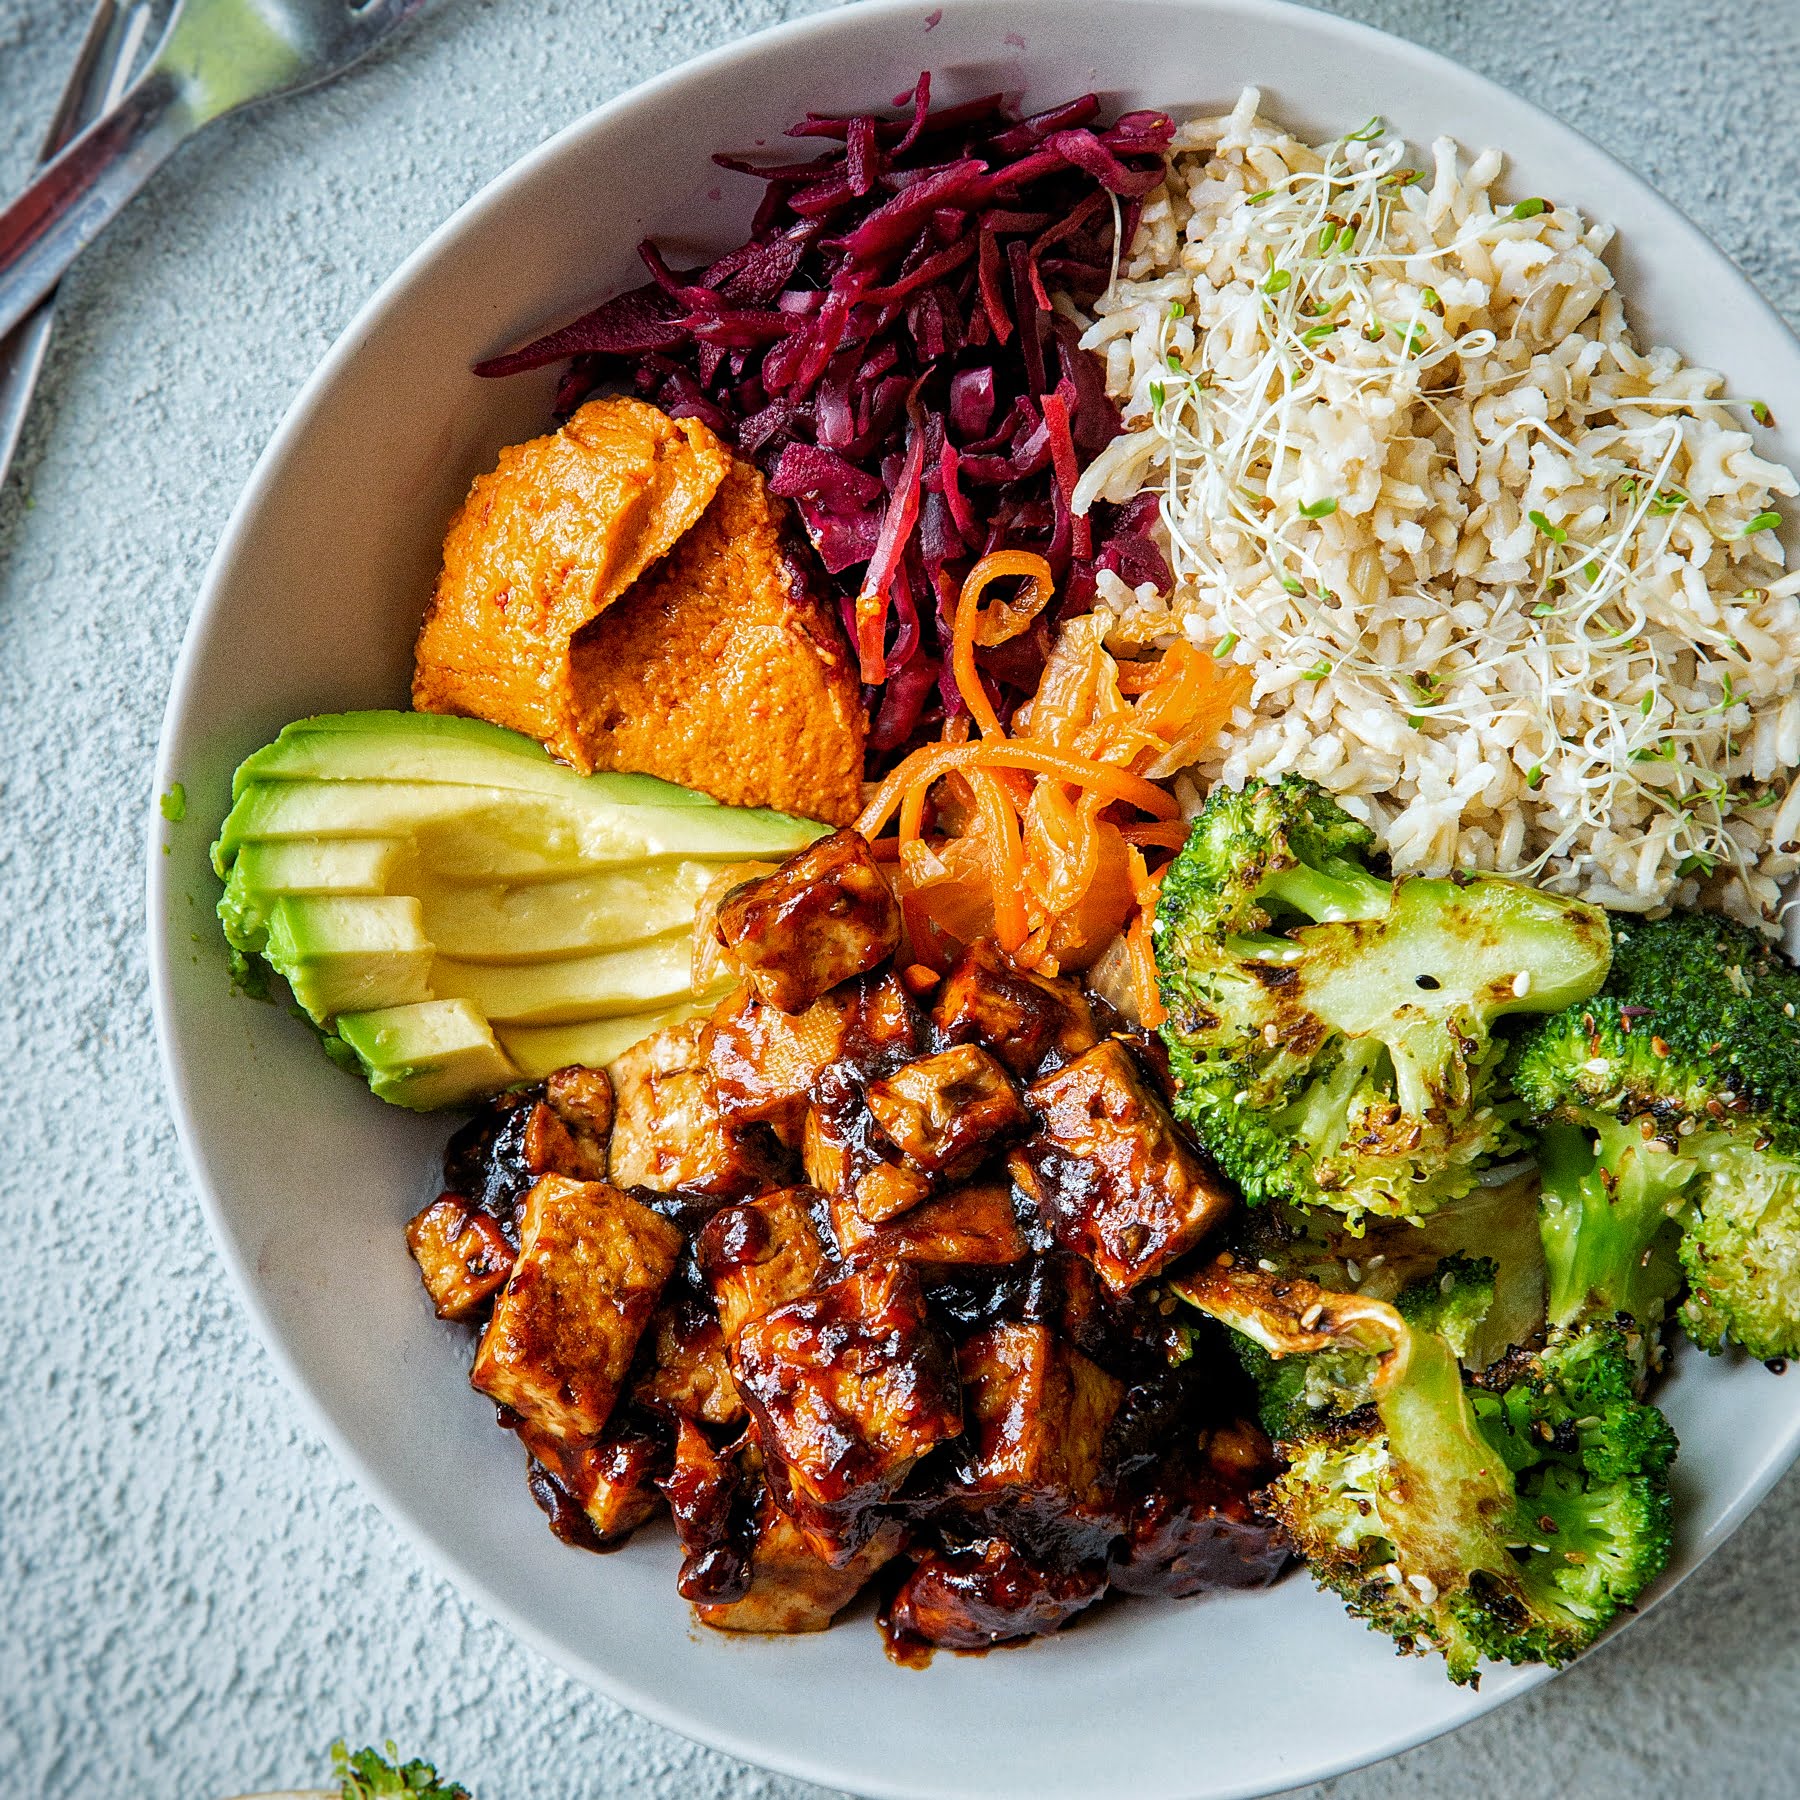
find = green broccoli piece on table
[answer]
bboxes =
[1514,909,1800,1361]
[1177,1260,1675,1684]
[331,1741,470,1800]
[1154,776,1613,1226]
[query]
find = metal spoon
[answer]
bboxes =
[0,0,430,344]
[0,0,154,490]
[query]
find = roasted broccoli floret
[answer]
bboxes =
[331,1741,470,1800]
[1227,1176,1550,1372]
[1395,1254,1499,1365]
[1515,909,1800,1361]
[1154,777,1613,1226]
[1178,1260,1675,1684]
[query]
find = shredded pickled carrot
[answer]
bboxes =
[972,769,1029,951]
[1127,907,1166,1027]
[862,562,1242,971]
[858,741,1181,839]
[1119,819,1194,850]
[1126,849,1168,1028]
[951,550,1054,738]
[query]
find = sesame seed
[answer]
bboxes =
[1650,1036,1670,1058]
[1299,1303,1325,1329]
[1511,971,1531,998]
[1584,1057,1611,1076]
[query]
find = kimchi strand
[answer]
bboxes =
[858,740,1181,838]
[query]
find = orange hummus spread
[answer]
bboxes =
[412,396,731,757]
[412,395,866,826]
[566,462,864,826]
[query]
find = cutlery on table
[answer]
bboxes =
[0,0,154,490]
[0,0,430,349]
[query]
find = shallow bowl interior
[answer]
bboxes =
[150,3,1800,1795]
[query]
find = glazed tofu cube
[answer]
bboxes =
[732,1261,961,1563]
[697,1492,903,1633]
[802,1102,933,1227]
[703,985,851,1143]
[471,1175,683,1442]
[635,1295,745,1427]
[829,1180,1030,1268]
[698,1186,830,1343]
[608,1020,777,1196]
[956,1322,1123,1506]
[542,1063,614,1175]
[1109,1419,1289,1598]
[885,1536,1106,1651]
[520,1416,666,1545]
[579,1430,667,1540]
[1011,1041,1232,1293]
[406,1194,515,1320]
[714,829,901,1014]
[865,1045,1026,1179]
[661,1417,758,1604]
[931,942,1099,1076]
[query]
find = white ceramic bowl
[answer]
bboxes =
[149,3,1800,1795]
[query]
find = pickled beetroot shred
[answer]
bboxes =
[476,76,1175,753]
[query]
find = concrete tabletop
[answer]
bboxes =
[3,0,1797,1794]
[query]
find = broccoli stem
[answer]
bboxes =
[1263,858,1391,924]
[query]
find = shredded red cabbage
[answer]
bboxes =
[476,75,1174,757]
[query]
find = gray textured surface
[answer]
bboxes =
[2,0,1798,1794]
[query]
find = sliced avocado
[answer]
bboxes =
[414,860,719,963]
[233,711,713,807]
[335,999,521,1111]
[216,782,812,867]
[431,930,696,1026]
[221,839,407,951]
[498,1000,714,1079]
[264,895,433,1020]
[213,709,827,1109]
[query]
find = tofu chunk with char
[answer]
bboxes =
[802,1099,933,1228]
[608,1019,780,1197]
[698,1186,831,1344]
[440,1066,615,1241]
[704,985,851,1144]
[829,1180,1029,1270]
[865,1045,1027,1180]
[798,970,932,1226]
[636,1280,745,1428]
[1011,1041,1233,1293]
[519,1414,667,1546]
[885,1535,1106,1651]
[471,1175,682,1443]
[714,829,900,1015]
[698,1489,903,1633]
[542,1064,614,1174]
[1109,1419,1289,1597]
[932,941,1099,1077]
[406,1194,514,1320]
[955,1322,1124,1512]
[660,1418,759,1604]
[732,1261,961,1564]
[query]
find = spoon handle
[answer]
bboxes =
[0,66,198,342]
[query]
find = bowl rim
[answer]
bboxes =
[146,1,1800,1794]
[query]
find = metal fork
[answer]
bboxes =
[0,0,429,345]
[0,0,154,490]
